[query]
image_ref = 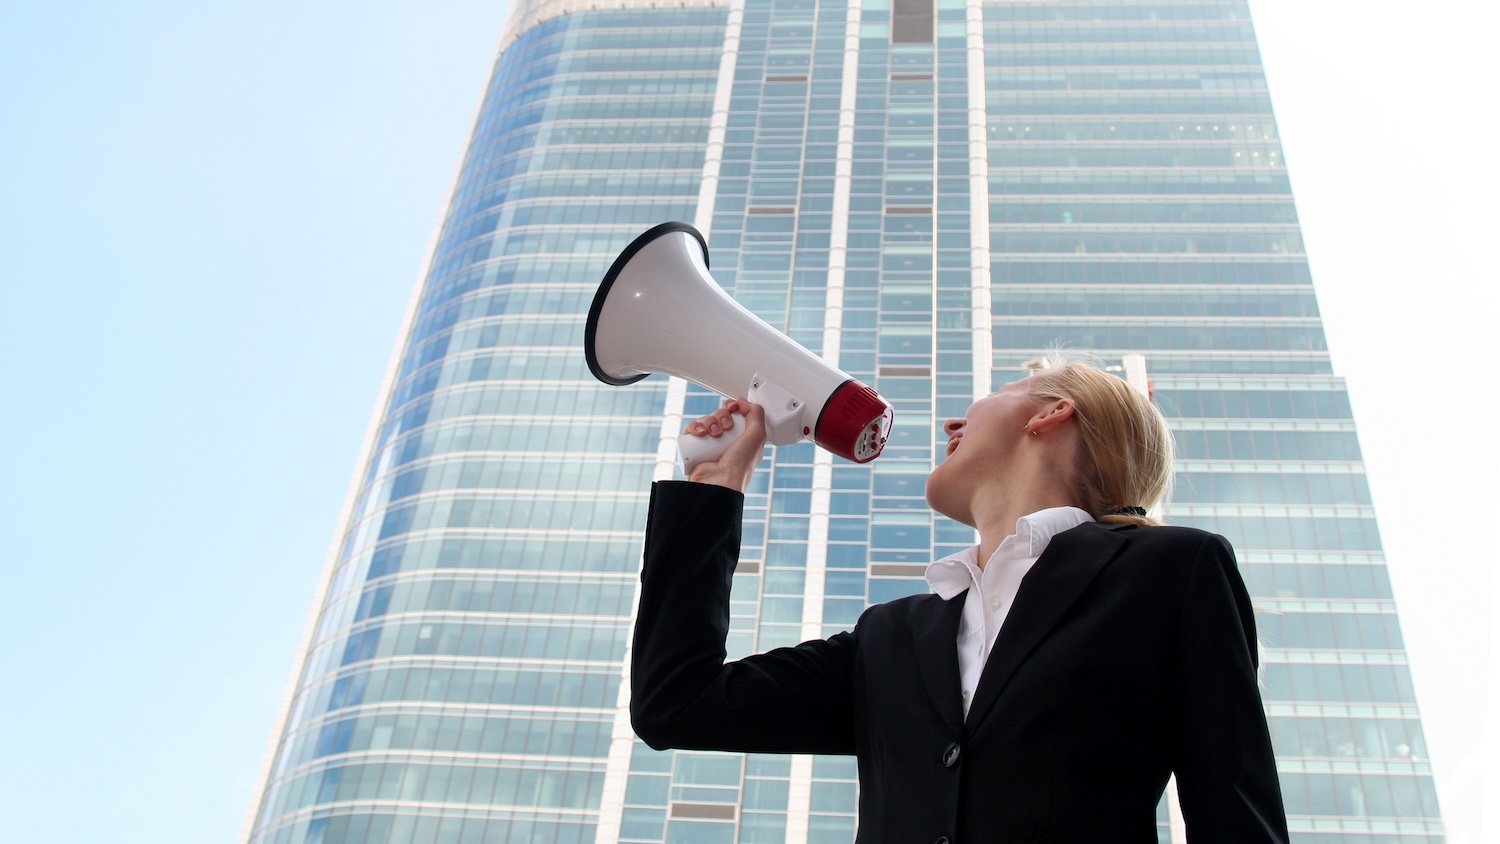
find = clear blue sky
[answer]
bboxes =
[1,1,1495,842]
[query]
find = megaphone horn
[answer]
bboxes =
[585,222,894,471]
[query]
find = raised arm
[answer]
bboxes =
[629,480,858,754]
[629,399,857,754]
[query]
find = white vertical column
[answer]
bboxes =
[964,0,993,402]
[1123,352,1150,397]
[1167,775,1189,843]
[784,0,863,840]
[595,2,746,840]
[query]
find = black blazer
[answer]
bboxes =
[631,481,1288,843]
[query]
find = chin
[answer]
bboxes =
[924,472,975,528]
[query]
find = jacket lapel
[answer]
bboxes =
[963,522,1132,732]
[909,591,967,735]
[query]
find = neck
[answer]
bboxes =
[970,445,1085,568]
[973,484,1082,568]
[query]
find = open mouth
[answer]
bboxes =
[945,437,960,457]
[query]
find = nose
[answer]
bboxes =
[942,418,964,437]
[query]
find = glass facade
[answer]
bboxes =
[245,0,1444,842]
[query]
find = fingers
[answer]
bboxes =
[682,398,767,491]
[684,398,750,438]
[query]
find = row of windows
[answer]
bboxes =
[380,454,654,502]
[422,221,655,296]
[438,198,696,258]
[415,256,612,324]
[991,169,1290,196]
[349,536,642,585]
[1162,388,1351,420]
[994,322,1326,353]
[990,229,1303,255]
[382,382,654,446]
[490,226,681,263]
[541,123,712,146]
[1076,355,1334,376]
[1173,428,1362,462]
[528,146,709,173]
[481,95,719,163]
[1262,662,1417,706]
[304,626,615,707]
[1172,514,1381,552]
[1282,834,1441,843]
[377,492,650,539]
[282,709,610,774]
[498,45,720,110]
[296,664,620,727]
[306,607,628,687]
[1175,470,1370,506]
[992,259,1309,285]
[986,90,1273,115]
[254,813,593,844]
[459,124,549,179]
[450,168,699,232]
[1238,562,1392,602]
[266,758,603,821]
[619,813,804,844]
[468,72,716,170]
[996,288,1316,317]
[983,22,1256,45]
[993,145,1281,168]
[555,27,733,53]
[391,332,591,406]
[1278,771,1440,820]
[351,570,634,622]
[514,48,726,80]
[1257,610,1404,651]
[320,620,625,679]
[1268,715,1427,762]
[738,3,840,25]
[401,318,592,383]
[986,3,1250,23]
[377,418,658,474]
[506,8,726,44]
[990,69,1267,92]
[992,200,1297,225]
[377,379,650,444]
[987,44,1263,67]
[460,195,702,234]
[989,120,1278,142]
[538,76,721,99]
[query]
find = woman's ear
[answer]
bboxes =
[1026,399,1075,435]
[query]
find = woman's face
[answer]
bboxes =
[925,379,1044,523]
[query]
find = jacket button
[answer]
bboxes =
[935,837,950,844]
[942,742,960,768]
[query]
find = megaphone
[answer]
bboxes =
[585,222,893,472]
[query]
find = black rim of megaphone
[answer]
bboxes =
[584,221,709,386]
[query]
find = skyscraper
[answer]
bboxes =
[243,0,1444,841]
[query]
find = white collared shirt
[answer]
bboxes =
[924,506,1093,716]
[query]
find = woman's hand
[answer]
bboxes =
[684,398,767,493]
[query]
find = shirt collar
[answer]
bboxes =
[924,506,1093,599]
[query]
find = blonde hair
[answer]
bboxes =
[1025,359,1174,526]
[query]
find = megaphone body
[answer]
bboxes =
[585,222,893,472]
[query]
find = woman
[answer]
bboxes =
[630,361,1288,842]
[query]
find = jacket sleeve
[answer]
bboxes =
[629,481,858,755]
[1174,533,1290,842]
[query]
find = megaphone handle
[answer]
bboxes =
[677,413,747,475]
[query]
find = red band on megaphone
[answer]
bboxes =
[815,380,894,464]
